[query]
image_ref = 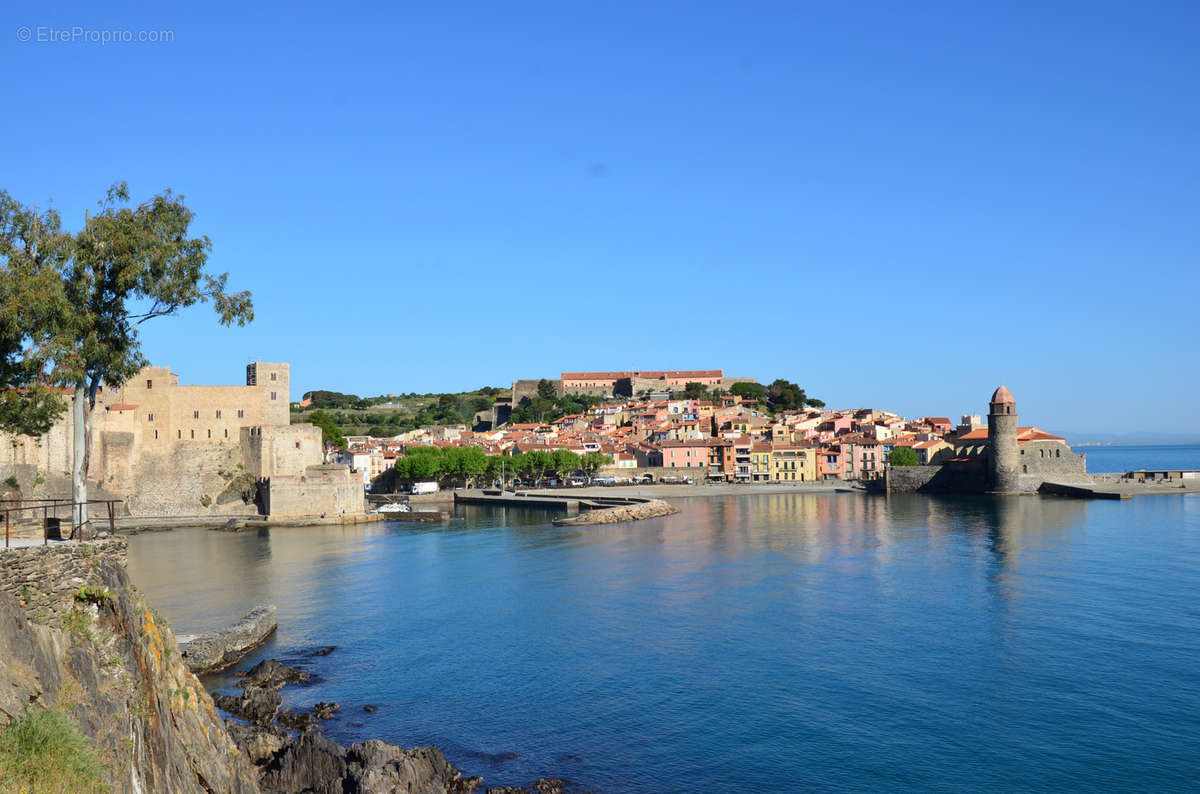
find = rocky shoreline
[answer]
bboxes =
[215,654,592,794]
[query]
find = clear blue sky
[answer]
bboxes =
[4,1,1197,435]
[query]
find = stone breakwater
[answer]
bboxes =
[553,499,679,526]
[182,604,279,674]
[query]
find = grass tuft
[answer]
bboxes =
[0,708,109,793]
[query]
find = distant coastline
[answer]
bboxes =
[1073,441,1200,448]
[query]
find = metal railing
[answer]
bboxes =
[0,499,123,548]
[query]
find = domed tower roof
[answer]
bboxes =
[990,385,1015,405]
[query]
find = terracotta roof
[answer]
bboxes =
[109,403,138,411]
[990,385,1015,405]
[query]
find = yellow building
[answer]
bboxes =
[751,443,772,481]
[770,445,818,482]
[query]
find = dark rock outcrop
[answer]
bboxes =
[214,659,310,726]
[182,604,278,673]
[252,731,482,794]
[486,780,590,794]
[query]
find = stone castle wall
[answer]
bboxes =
[262,465,361,518]
[1,362,358,520]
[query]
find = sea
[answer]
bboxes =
[128,444,1200,793]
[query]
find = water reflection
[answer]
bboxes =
[125,491,1192,794]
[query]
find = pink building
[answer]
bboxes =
[659,439,711,470]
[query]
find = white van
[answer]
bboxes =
[410,482,438,495]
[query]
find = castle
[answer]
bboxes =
[0,362,360,519]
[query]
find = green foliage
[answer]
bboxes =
[536,379,557,400]
[302,390,368,410]
[552,449,580,478]
[1,476,17,492]
[580,452,612,477]
[73,586,112,607]
[61,609,92,640]
[730,382,767,402]
[766,379,817,412]
[681,382,710,400]
[888,447,920,466]
[0,194,69,437]
[1,183,254,510]
[0,708,109,794]
[308,409,347,450]
[508,392,601,425]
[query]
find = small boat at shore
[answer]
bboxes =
[374,502,412,514]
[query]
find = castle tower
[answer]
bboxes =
[246,362,290,427]
[987,385,1019,493]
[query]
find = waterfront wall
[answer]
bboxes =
[885,462,989,494]
[263,465,362,518]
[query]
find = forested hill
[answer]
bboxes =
[291,388,508,437]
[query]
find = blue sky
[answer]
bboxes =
[3,1,1197,434]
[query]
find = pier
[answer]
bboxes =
[453,489,653,511]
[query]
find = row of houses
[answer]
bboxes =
[332,393,1031,486]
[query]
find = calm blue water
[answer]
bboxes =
[1072,443,1200,473]
[128,492,1200,792]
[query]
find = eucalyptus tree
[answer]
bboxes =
[4,183,253,528]
[0,193,70,436]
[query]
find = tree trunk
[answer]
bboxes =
[71,383,88,530]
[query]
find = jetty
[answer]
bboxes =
[454,489,654,511]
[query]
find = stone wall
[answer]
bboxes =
[511,379,556,407]
[0,537,127,622]
[885,461,989,494]
[1016,440,1088,478]
[597,465,710,481]
[240,424,323,479]
[121,441,247,516]
[884,465,944,493]
[0,360,301,519]
[263,465,361,518]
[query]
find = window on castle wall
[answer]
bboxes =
[146,380,152,389]
[190,430,195,439]
[238,410,244,418]
[271,372,277,381]
[224,429,228,438]
[216,410,222,419]
[193,410,199,419]
[154,430,158,439]
[271,392,277,400]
